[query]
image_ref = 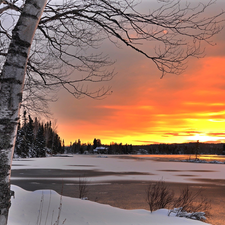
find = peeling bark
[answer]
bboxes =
[0,0,47,224]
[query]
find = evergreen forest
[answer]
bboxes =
[14,111,64,158]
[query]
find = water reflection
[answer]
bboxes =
[131,154,225,162]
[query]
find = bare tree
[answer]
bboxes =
[1,0,224,109]
[78,176,89,199]
[146,180,174,212]
[146,182,211,220]
[0,0,224,224]
[172,186,211,218]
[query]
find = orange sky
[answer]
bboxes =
[50,1,225,146]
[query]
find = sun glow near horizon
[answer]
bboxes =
[187,134,225,143]
[54,51,225,147]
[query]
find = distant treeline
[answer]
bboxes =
[14,111,64,158]
[68,139,133,154]
[67,139,225,155]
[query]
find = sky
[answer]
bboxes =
[49,0,225,146]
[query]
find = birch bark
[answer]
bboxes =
[0,0,47,224]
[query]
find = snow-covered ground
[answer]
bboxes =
[10,154,225,225]
[9,185,209,225]
[12,154,225,184]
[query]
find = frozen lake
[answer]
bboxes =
[11,154,225,225]
[12,154,225,185]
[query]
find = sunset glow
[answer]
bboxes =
[53,55,225,146]
[49,1,225,146]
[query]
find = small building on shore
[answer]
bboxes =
[93,146,108,154]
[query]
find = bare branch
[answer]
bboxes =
[1,0,224,112]
[0,0,21,13]
[37,0,224,77]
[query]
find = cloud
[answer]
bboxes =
[49,0,225,145]
[207,133,225,137]
[163,131,201,137]
[56,56,225,145]
[133,140,161,144]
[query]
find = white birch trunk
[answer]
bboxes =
[0,1,47,224]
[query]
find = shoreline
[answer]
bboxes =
[11,175,225,225]
[11,155,225,225]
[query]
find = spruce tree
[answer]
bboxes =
[52,134,62,154]
[14,125,28,158]
[34,125,46,157]
[62,140,65,153]
[26,115,35,157]
[14,115,63,157]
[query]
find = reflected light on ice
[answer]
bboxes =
[131,154,225,162]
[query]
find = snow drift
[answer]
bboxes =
[9,185,210,225]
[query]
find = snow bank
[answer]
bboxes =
[9,185,210,225]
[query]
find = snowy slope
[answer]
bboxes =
[9,185,209,225]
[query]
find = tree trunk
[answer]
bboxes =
[0,1,47,224]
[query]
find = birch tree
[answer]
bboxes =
[0,1,47,224]
[0,0,223,224]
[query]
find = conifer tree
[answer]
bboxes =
[14,116,63,158]
[52,134,62,155]
[26,115,35,157]
[14,125,28,158]
[62,140,65,154]
[93,138,97,150]
[34,124,46,157]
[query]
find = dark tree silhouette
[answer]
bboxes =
[0,0,224,224]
